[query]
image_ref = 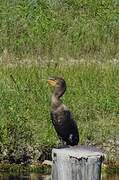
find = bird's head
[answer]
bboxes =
[48,77,66,97]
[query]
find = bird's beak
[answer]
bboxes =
[48,79,57,86]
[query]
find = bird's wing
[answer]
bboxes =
[51,108,79,144]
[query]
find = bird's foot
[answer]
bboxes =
[56,141,70,149]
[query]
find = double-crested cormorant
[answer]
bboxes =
[48,77,79,146]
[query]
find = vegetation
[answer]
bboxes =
[0,0,119,169]
[0,64,119,152]
[0,163,51,174]
[0,0,119,60]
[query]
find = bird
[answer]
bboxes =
[48,77,79,146]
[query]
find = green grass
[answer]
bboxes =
[0,63,119,152]
[0,0,119,60]
[0,0,119,168]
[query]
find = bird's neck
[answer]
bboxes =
[51,86,66,110]
[51,95,62,110]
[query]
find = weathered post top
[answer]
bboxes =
[52,146,104,180]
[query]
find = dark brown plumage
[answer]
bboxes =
[48,77,79,146]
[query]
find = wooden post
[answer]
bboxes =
[52,146,104,180]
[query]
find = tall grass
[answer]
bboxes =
[0,64,119,152]
[0,0,119,60]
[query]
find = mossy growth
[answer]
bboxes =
[0,163,51,174]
